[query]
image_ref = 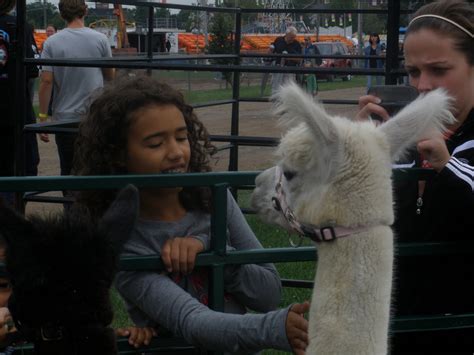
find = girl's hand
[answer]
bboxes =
[161,237,205,274]
[417,134,451,172]
[116,326,156,348]
[286,301,310,355]
[0,307,15,346]
[39,133,50,143]
[355,95,390,123]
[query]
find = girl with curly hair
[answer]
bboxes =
[73,76,309,354]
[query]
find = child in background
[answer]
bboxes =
[73,76,309,355]
[303,60,318,97]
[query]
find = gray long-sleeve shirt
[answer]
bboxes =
[115,191,292,353]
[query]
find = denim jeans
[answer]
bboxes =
[366,75,383,89]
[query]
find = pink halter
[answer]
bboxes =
[272,166,369,246]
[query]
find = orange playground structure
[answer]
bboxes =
[34,32,48,51]
[179,33,354,54]
[34,31,353,55]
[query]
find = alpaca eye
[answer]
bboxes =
[283,170,296,181]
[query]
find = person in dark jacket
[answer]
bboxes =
[364,32,384,90]
[356,0,474,353]
[271,26,302,94]
[0,0,39,206]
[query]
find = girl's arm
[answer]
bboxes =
[115,271,292,353]
[223,191,282,312]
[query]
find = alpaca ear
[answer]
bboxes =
[274,82,341,174]
[99,184,139,254]
[274,82,340,147]
[379,89,455,162]
[0,204,34,249]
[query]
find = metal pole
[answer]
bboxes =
[147,5,154,76]
[15,0,27,212]
[386,0,400,84]
[199,0,209,48]
[357,1,363,68]
[43,0,47,29]
[229,11,241,172]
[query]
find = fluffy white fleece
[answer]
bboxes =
[251,83,454,355]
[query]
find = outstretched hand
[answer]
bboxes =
[116,326,156,348]
[286,301,310,355]
[161,236,205,275]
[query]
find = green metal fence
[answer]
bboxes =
[6,0,474,353]
[1,170,474,354]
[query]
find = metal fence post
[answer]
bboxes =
[228,11,242,172]
[386,0,401,85]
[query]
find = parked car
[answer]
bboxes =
[315,42,352,82]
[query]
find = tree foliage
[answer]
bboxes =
[176,9,195,31]
[207,12,234,84]
[26,2,63,30]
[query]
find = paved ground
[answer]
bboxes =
[26,85,366,215]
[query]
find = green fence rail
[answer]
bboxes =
[1,171,474,354]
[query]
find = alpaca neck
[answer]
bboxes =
[307,226,393,355]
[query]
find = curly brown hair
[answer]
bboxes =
[73,75,217,218]
[0,0,16,16]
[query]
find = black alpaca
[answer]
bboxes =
[0,185,138,355]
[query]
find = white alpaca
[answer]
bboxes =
[251,83,454,355]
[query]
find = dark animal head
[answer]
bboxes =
[0,185,139,354]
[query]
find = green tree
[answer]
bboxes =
[176,9,195,31]
[134,5,149,27]
[155,7,171,18]
[26,1,63,30]
[207,12,234,84]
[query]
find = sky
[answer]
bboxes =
[26,0,197,15]
[27,0,195,6]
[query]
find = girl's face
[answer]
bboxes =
[404,29,474,123]
[126,104,191,177]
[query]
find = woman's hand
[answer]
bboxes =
[355,95,390,123]
[286,301,310,355]
[417,133,451,172]
[161,237,205,274]
[115,326,156,348]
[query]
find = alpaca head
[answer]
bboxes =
[0,185,139,354]
[251,83,454,233]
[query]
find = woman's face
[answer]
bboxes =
[404,29,474,123]
[46,26,56,37]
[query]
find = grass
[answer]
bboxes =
[33,72,364,110]
[183,75,365,104]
